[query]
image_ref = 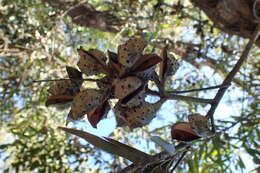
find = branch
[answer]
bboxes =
[32,78,105,83]
[146,89,212,104]
[167,84,229,94]
[170,150,188,172]
[206,24,260,132]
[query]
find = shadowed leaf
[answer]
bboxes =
[59,127,153,163]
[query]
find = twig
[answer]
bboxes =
[206,24,260,132]
[32,78,104,83]
[170,150,188,172]
[167,84,230,94]
[146,89,213,104]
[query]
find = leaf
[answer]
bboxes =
[45,95,74,106]
[58,127,153,163]
[87,100,110,128]
[171,122,201,142]
[237,156,245,169]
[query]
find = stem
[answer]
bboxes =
[166,94,212,104]
[170,150,188,172]
[146,89,212,104]
[168,84,229,94]
[32,78,104,83]
[206,24,260,132]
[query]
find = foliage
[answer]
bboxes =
[0,0,259,172]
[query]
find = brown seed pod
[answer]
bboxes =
[114,98,165,129]
[118,37,147,68]
[159,47,180,84]
[69,89,109,120]
[107,50,125,76]
[171,122,201,142]
[120,88,147,107]
[77,48,108,76]
[188,114,214,138]
[87,100,110,128]
[113,76,142,100]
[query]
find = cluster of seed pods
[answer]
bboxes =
[46,36,214,143]
[46,36,181,129]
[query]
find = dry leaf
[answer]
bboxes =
[59,127,153,163]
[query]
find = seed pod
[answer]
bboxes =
[120,88,146,107]
[66,66,83,87]
[128,53,162,81]
[46,67,83,107]
[87,100,110,128]
[77,48,108,76]
[48,80,77,96]
[188,114,214,138]
[171,122,201,142]
[159,47,179,84]
[113,76,142,100]
[70,89,108,120]
[114,98,165,129]
[118,37,147,68]
[107,50,124,76]
[96,76,111,90]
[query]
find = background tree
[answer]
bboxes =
[0,0,259,172]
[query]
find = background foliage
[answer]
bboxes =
[0,0,259,172]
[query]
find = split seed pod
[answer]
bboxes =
[114,98,166,129]
[46,66,83,107]
[171,122,201,142]
[188,114,214,138]
[69,89,109,120]
[118,37,147,68]
[77,48,108,76]
[128,54,162,80]
[159,46,179,84]
[113,76,142,100]
[87,100,110,128]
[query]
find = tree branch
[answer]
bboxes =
[146,89,213,104]
[206,24,260,132]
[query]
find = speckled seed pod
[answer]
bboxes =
[70,89,108,120]
[48,80,79,96]
[159,49,180,83]
[118,37,147,68]
[77,49,107,75]
[188,114,214,138]
[113,76,142,99]
[114,99,165,129]
[120,88,147,107]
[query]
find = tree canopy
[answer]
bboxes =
[0,0,259,172]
